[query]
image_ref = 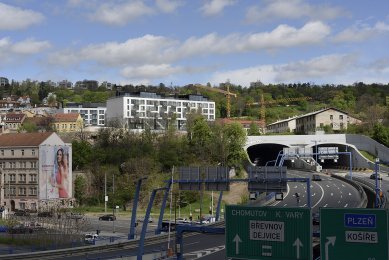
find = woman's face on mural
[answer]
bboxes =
[57,149,63,163]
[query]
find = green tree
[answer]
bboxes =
[74,175,87,205]
[247,122,260,135]
[18,122,38,133]
[72,140,92,170]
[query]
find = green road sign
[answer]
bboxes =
[320,208,388,260]
[225,205,312,260]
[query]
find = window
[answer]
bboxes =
[21,150,24,156]
[330,115,333,120]
[32,149,35,156]
[29,187,37,196]
[9,174,16,182]
[23,162,26,168]
[19,202,26,209]
[30,174,37,183]
[19,187,26,196]
[30,161,37,168]
[11,150,14,156]
[19,174,26,183]
[0,150,3,156]
[339,115,343,120]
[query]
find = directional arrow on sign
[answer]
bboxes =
[325,236,336,260]
[233,234,242,254]
[293,238,303,259]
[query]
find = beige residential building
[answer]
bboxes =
[295,107,361,134]
[0,132,72,212]
[266,116,298,134]
[52,113,84,133]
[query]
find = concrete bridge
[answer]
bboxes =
[245,134,389,172]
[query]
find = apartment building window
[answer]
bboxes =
[22,162,26,168]
[0,162,4,168]
[0,150,3,156]
[339,115,343,120]
[30,161,37,169]
[19,202,26,209]
[330,115,333,120]
[10,187,16,195]
[21,149,24,156]
[30,174,37,183]
[9,174,16,182]
[19,174,26,183]
[29,187,37,196]
[32,149,35,156]
[19,187,26,196]
[11,150,14,156]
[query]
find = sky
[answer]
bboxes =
[1,0,389,87]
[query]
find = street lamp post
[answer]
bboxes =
[375,158,381,208]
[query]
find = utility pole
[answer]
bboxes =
[104,172,107,213]
[112,174,115,233]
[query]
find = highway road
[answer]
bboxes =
[272,170,363,213]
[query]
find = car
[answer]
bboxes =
[312,213,320,225]
[8,224,33,234]
[84,233,98,243]
[14,210,30,217]
[67,212,84,219]
[370,173,382,180]
[312,174,322,181]
[99,214,116,221]
[38,211,53,218]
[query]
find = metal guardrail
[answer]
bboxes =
[350,176,387,208]
[330,174,368,208]
[0,221,225,259]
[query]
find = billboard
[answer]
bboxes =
[39,145,72,200]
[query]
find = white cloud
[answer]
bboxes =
[246,0,344,23]
[48,34,177,66]
[90,1,154,25]
[155,0,183,13]
[11,38,51,54]
[0,37,51,55]
[48,21,330,71]
[201,0,236,16]
[0,3,44,30]
[209,54,358,86]
[333,22,389,42]
[121,64,184,79]
[176,21,330,57]
[274,54,357,82]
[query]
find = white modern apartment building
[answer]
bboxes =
[62,103,106,127]
[106,92,216,130]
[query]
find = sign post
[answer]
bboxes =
[320,208,388,260]
[226,205,312,260]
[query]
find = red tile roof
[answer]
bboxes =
[53,113,80,123]
[0,132,54,147]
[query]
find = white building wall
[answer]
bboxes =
[106,97,125,123]
[63,107,107,126]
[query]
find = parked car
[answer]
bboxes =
[38,211,53,218]
[312,174,322,181]
[99,214,116,221]
[84,233,98,243]
[312,213,320,225]
[8,224,33,234]
[14,210,30,217]
[370,173,382,180]
[67,212,84,220]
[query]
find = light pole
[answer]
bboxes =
[375,158,381,208]
[112,174,115,233]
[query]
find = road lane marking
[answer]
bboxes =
[312,182,325,209]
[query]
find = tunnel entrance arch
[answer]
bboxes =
[247,143,289,166]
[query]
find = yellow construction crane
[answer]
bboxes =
[194,84,237,118]
[248,94,312,124]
